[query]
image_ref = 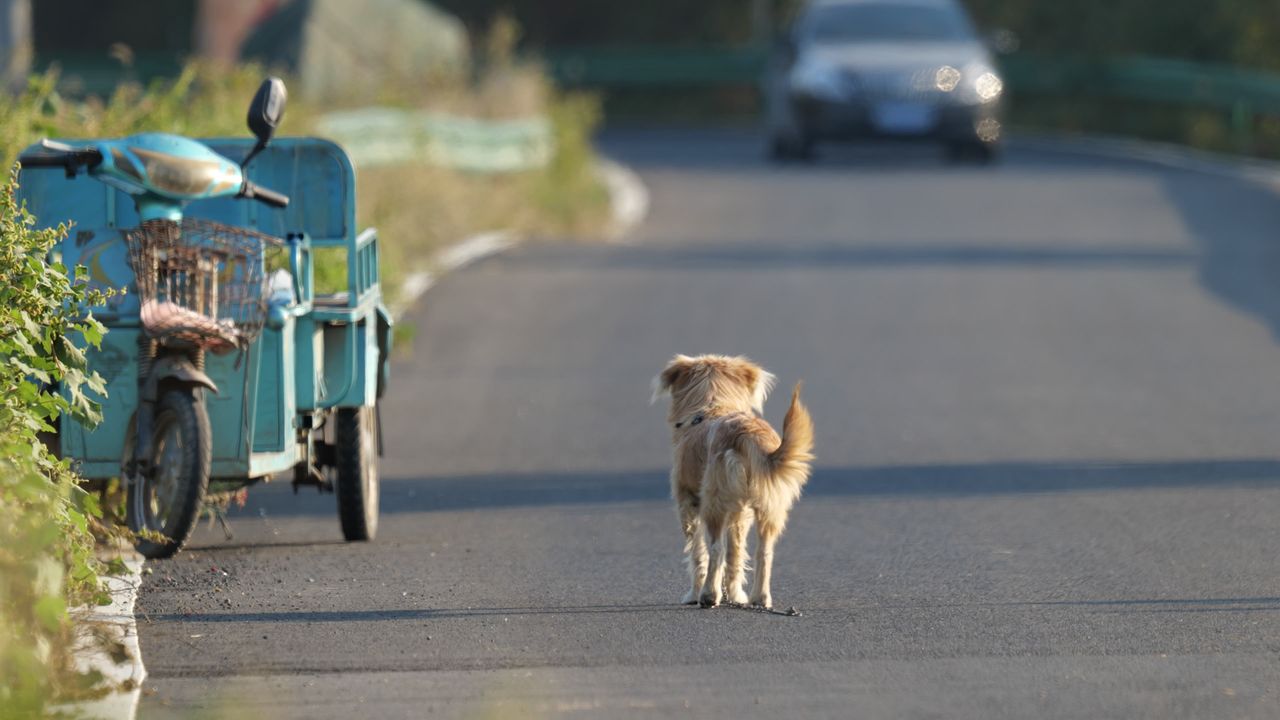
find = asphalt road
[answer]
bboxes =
[137,132,1280,719]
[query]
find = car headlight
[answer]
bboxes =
[790,57,846,100]
[937,64,1004,104]
[963,64,1003,103]
[934,65,962,93]
[972,71,1003,102]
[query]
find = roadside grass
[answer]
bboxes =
[0,168,121,716]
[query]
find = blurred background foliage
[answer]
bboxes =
[433,0,1280,70]
[433,0,765,46]
[963,1,1280,70]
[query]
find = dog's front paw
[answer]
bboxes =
[682,589,699,605]
[699,591,721,608]
[726,588,749,605]
[749,593,772,610]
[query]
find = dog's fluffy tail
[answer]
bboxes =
[764,382,814,501]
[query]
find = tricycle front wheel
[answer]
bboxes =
[128,388,211,559]
[336,405,380,541]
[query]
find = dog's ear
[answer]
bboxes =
[733,361,776,413]
[651,354,695,404]
[753,370,777,413]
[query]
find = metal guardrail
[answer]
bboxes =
[544,46,1280,144]
[314,108,553,173]
[545,47,769,87]
[1001,55,1280,113]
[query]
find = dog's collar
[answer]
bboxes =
[675,413,705,429]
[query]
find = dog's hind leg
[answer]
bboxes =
[676,490,707,605]
[749,513,783,610]
[699,459,734,608]
[699,513,727,608]
[722,508,752,605]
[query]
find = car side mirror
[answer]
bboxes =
[774,34,797,63]
[243,77,287,168]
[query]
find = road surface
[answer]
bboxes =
[137,132,1280,719]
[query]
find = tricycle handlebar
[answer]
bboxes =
[19,140,102,177]
[239,179,290,209]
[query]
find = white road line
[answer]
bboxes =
[597,157,652,242]
[390,230,518,321]
[390,158,652,319]
[1013,133,1280,190]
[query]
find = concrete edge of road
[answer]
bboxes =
[390,229,519,320]
[596,156,652,243]
[390,155,650,321]
[1013,132,1280,189]
[55,552,147,720]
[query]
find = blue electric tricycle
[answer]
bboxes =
[19,79,391,558]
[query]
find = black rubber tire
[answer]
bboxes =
[768,130,815,163]
[127,388,211,559]
[768,135,791,161]
[795,132,817,161]
[946,140,999,165]
[336,406,380,541]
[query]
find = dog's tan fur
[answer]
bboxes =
[652,354,814,608]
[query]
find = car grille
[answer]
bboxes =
[846,69,941,101]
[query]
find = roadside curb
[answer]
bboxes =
[1012,132,1280,189]
[390,157,650,320]
[55,552,147,720]
[390,230,518,321]
[596,156,652,242]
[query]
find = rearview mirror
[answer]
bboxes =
[773,33,797,64]
[242,78,287,169]
[247,77,287,144]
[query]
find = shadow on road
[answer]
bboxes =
[505,241,1196,273]
[600,129,1147,174]
[148,603,682,623]
[230,459,1280,523]
[149,596,1280,625]
[1166,169,1280,348]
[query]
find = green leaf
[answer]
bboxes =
[54,336,88,371]
[34,595,67,633]
[80,319,104,346]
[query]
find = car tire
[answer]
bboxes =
[769,132,815,163]
[946,140,999,165]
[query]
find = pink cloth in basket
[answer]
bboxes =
[139,299,241,354]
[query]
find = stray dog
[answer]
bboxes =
[652,355,814,609]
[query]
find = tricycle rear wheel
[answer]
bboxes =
[336,405,379,541]
[127,388,211,559]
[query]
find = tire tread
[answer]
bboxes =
[336,407,378,541]
[130,388,211,559]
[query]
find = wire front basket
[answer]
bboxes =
[127,218,282,354]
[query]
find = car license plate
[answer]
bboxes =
[872,102,936,134]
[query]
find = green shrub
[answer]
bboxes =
[0,166,112,716]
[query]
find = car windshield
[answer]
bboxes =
[804,2,975,43]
